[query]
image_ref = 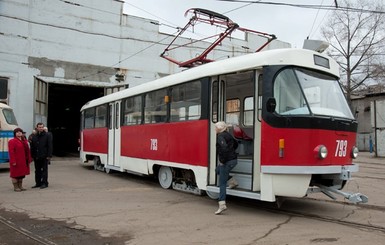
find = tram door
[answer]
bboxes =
[107,101,121,169]
[209,70,260,191]
[208,77,224,186]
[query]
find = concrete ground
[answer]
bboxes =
[0,152,384,245]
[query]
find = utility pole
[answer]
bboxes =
[373,100,378,157]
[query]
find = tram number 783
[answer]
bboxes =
[335,140,348,157]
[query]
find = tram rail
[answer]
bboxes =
[0,215,56,245]
[235,196,385,234]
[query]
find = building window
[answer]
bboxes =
[34,79,48,118]
[0,77,8,103]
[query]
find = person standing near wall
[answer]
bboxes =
[28,129,37,145]
[30,122,53,189]
[8,128,32,191]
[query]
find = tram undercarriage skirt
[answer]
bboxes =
[172,181,202,195]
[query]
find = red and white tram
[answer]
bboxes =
[80,48,367,204]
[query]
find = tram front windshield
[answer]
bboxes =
[2,108,18,125]
[274,68,354,120]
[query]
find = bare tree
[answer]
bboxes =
[321,0,385,107]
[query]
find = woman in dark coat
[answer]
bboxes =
[8,128,32,191]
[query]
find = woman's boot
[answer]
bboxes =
[18,179,26,191]
[12,179,21,192]
[214,201,227,215]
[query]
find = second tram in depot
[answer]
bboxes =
[80,48,368,204]
[0,102,18,164]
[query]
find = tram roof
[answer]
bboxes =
[81,48,339,111]
[0,103,12,109]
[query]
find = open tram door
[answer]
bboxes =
[207,70,263,200]
[106,101,121,172]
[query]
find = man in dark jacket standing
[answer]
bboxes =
[30,122,53,189]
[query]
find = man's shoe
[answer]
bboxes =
[31,185,41,188]
[40,185,48,189]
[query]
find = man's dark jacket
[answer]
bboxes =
[30,131,53,159]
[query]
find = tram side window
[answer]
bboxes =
[95,105,107,128]
[212,81,218,122]
[226,99,240,125]
[80,111,84,130]
[108,104,112,129]
[257,74,263,122]
[244,97,254,126]
[122,96,142,125]
[145,89,167,123]
[274,69,310,115]
[170,80,202,122]
[84,108,95,129]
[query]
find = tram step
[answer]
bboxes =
[232,158,252,174]
[228,173,252,190]
[206,185,262,200]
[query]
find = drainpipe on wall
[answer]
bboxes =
[373,100,378,157]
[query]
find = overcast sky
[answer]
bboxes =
[123,0,337,48]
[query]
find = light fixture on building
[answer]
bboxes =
[115,74,125,82]
[115,68,126,82]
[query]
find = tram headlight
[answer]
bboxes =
[351,146,359,159]
[314,145,328,159]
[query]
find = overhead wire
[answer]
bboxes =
[78,31,180,80]
[124,2,180,30]
[307,0,325,39]
[215,0,385,14]
[221,1,258,14]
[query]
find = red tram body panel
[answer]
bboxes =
[82,128,108,154]
[120,120,209,167]
[261,122,356,166]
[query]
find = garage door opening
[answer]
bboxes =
[48,84,104,156]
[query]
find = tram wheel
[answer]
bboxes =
[93,157,104,172]
[158,166,173,189]
[205,190,219,200]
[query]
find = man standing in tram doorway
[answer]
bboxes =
[30,122,53,189]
